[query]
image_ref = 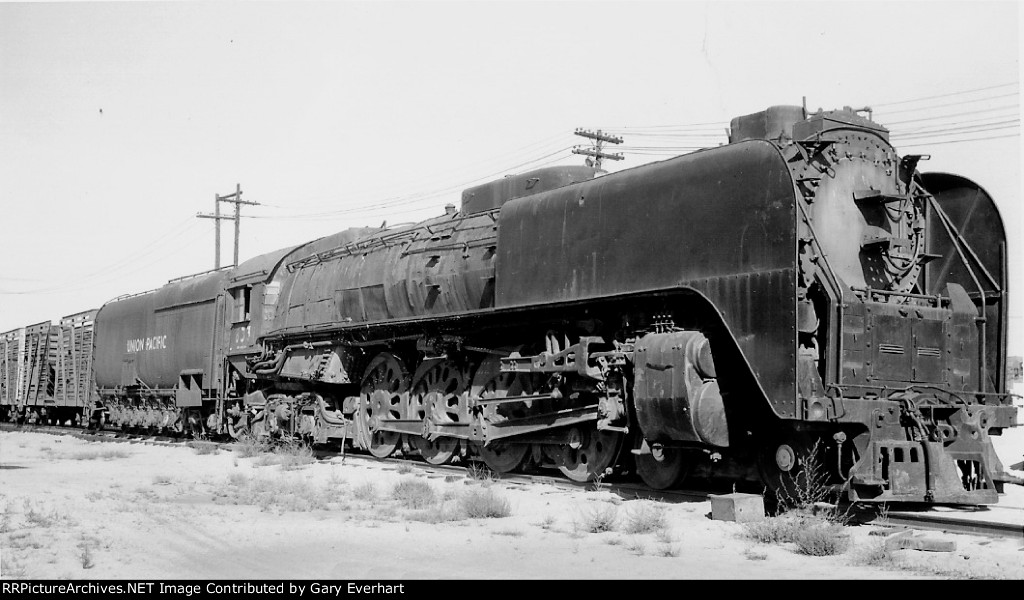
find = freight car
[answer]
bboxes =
[0,311,97,425]
[2,104,1018,506]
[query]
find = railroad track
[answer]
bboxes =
[869,506,1024,541]
[4,421,1021,541]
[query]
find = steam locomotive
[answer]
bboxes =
[2,104,1018,505]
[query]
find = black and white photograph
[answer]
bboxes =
[1,0,1022,583]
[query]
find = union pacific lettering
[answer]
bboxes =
[126,335,168,353]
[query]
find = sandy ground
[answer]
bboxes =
[0,426,1022,581]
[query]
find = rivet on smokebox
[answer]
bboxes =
[709,493,765,523]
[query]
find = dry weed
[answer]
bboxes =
[854,539,898,567]
[7,531,42,550]
[353,482,377,502]
[406,503,466,524]
[253,439,316,470]
[234,435,271,458]
[793,521,849,556]
[22,500,65,528]
[215,475,332,512]
[77,541,96,569]
[68,447,132,461]
[1,555,27,578]
[458,488,511,518]
[391,479,436,509]
[575,503,618,533]
[622,501,667,534]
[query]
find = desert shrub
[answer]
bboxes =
[396,463,414,475]
[407,504,466,524]
[353,482,377,501]
[576,503,618,533]
[1,556,26,578]
[217,476,331,512]
[69,448,131,461]
[465,462,497,483]
[766,439,851,516]
[622,502,667,534]
[458,488,512,518]
[22,501,63,528]
[251,439,315,470]
[391,479,436,509]
[793,521,849,556]
[274,440,315,470]
[234,435,271,458]
[77,541,95,569]
[7,531,42,550]
[855,539,897,567]
[741,513,805,544]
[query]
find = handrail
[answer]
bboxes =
[923,191,989,390]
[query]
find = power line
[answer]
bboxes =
[248,146,577,221]
[890,112,1020,134]
[872,82,1018,108]
[0,217,198,294]
[896,132,1019,148]
[260,134,573,211]
[891,121,1019,140]
[882,104,1019,126]
[1,223,209,295]
[603,119,728,131]
[875,91,1018,116]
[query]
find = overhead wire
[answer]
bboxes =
[0,216,199,294]
[889,112,1020,134]
[871,82,1018,108]
[872,91,1018,116]
[896,133,1019,149]
[890,121,1019,141]
[2,221,210,295]
[255,133,573,211]
[246,146,578,221]
[877,104,1018,126]
[256,85,1019,222]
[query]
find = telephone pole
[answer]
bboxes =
[572,129,624,170]
[196,184,260,268]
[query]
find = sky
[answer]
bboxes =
[0,1,1020,353]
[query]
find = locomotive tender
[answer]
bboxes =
[2,104,1018,504]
